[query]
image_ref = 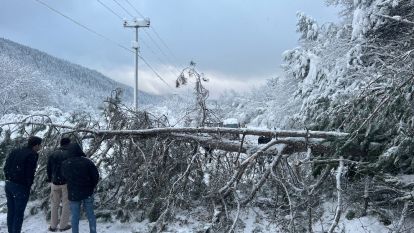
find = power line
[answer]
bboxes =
[120,0,174,65]
[142,30,181,74]
[33,0,132,54]
[139,35,175,73]
[112,0,134,18]
[121,2,194,99]
[95,0,165,62]
[139,37,183,81]
[97,0,123,20]
[150,27,181,62]
[139,55,173,89]
[96,0,181,78]
[110,0,176,74]
[96,0,179,80]
[124,0,182,69]
[33,0,173,91]
[143,30,171,63]
[125,0,145,18]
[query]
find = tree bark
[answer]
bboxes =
[0,121,349,139]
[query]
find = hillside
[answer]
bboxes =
[0,38,159,115]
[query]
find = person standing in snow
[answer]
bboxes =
[46,137,72,232]
[61,143,99,233]
[3,136,42,233]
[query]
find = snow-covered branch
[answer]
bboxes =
[328,156,344,233]
[375,14,414,25]
[241,151,283,205]
[391,202,410,233]
[0,121,349,139]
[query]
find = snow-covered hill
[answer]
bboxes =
[0,38,160,115]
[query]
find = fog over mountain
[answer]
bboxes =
[0,38,160,115]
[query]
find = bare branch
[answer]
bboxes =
[241,151,283,205]
[392,202,410,233]
[228,191,241,233]
[328,156,344,233]
[271,166,296,233]
[218,139,280,197]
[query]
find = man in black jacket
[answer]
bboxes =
[3,136,42,233]
[46,137,72,232]
[62,143,99,233]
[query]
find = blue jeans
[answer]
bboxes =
[5,181,30,233]
[69,196,97,233]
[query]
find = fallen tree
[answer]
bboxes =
[0,95,412,233]
[0,120,343,154]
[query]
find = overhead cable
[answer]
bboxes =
[97,0,123,20]
[97,0,181,78]
[33,0,133,54]
[125,0,145,18]
[139,55,173,89]
[34,0,173,90]
[112,0,134,18]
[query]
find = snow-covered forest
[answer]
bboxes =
[1,0,414,232]
[0,38,164,115]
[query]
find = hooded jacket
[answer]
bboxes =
[47,145,71,185]
[61,143,99,201]
[3,147,38,189]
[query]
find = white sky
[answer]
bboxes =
[0,0,340,97]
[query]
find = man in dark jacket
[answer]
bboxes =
[62,143,99,233]
[46,137,72,232]
[3,136,42,233]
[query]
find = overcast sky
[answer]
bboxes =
[0,0,339,97]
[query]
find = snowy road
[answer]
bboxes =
[0,181,404,233]
[0,181,151,233]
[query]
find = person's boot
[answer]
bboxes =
[59,225,72,232]
[48,226,58,232]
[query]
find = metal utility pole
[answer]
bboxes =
[124,18,150,110]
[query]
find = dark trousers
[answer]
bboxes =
[5,181,30,233]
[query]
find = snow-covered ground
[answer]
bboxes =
[314,201,390,233]
[0,182,152,233]
[1,180,402,233]
[0,182,156,233]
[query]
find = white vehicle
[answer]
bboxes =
[222,118,240,140]
[223,118,240,128]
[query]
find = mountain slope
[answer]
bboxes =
[0,38,158,114]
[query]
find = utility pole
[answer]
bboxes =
[124,18,150,110]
